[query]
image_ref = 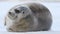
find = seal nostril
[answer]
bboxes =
[9,12,11,14]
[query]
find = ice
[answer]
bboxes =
[0,2,60,31]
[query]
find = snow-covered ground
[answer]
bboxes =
[0,1,60,31]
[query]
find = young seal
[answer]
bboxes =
[4,3,52,32]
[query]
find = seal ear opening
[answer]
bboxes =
[20,6,31,14]
[22,11,24,14]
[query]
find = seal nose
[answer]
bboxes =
[9,12,11,14]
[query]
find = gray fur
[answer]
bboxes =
[5,3,52,32]
[27,3,52,31]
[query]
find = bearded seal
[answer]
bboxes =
[5,3,52,32]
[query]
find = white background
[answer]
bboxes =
[0,1,60,32]
[0,0,60,2]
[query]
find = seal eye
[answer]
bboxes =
[15,9,21,14]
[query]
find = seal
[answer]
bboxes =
[5,3,52,32]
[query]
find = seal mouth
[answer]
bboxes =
[8,12,17,20]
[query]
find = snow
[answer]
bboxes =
[0,1,60,31]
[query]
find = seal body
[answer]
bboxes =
[5,3,52,32]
